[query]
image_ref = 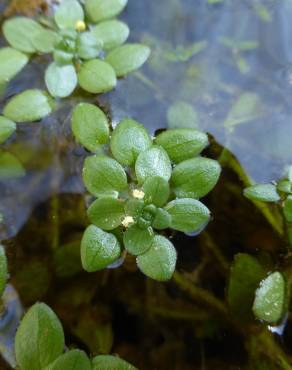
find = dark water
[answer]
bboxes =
[1,0,292,369]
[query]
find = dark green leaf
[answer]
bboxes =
[171,157,221,199]
[143,176,170,207]
[0,47,28,84]
[106,43,151,77]
[88,197,125,230]
[78,59,117,93]
[136,235,177,281]
[54,0,84,29]
[46,350,91,370]
[3,89,54,122]
[152,208,171,230]
[110,118,152,166]
[45,62,77,98]
[0,116,16,144]
[15,303,65,370]
[72,103,109,152]
[244,184,280,203]
[83,155,127,197]
[92,20,129,50]
[32,29,60,53]
[81,225,121,272]
[85,0,128,23]
[125,199,144,219]
[123,224,154,256]
[0,245,8,297]
[284,196,292,222]
[77,31,103,60]
[0,151,25,178]
[92,355,137,370]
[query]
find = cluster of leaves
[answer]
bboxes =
[71,104,221,281]
[15,302,137,370]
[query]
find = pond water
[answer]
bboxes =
[1,0,292,369]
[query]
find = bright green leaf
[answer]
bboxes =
[92,20,129,50]
[106,43,151,77]
[123,224,154,256]
[78,59,117,93]
[15,303,65,370]
[167,101,199,129]
[110,118,152,166]
[244,184,280,203]
[71,103,109,152]
[136,235,177,281]
[142,176,170,207]
[277,180,292,194]
[77,31,103,60]
[83,155,127,197]
[45,62,77,98]
[85,0,128,23]
[32,29,60,53]
[46,350,91,370]
[135,146,172,184]
[155,128,209,163]
[284,196,292,222]
[81,225,121,272]
[0,245,8,297]
[152,208,171,230]
[0,47,28,84]
[171,157,221,199]
[88,197,125,230]
[54,0,84,29]
[3,89,54,122]
[0,116,16,144]
[0,151,25,178]
[92,355,137,370]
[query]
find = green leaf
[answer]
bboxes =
[77,31,103,60]
[83,155,127,197]
[32,29,60,53]
[227,254,266,320]
[54,0,84,29]
[78,59,117,93]
[142,176,170,207]
[88,197,125,230]
[284,196,292,222]
[71,103,109,152]
[125,199,144,219]
[0,151,25,178]
[171,157,221,199]
[155,128,209,163]
[53,49,74,65]
[167,101,198,129]
[165,198,210,233]
[106,43,151,77]
[110,118,152,166]
[0,245,8,297]
[3,17,43,53]
[135,146,172,184]
[244,184,280,203]
[0,47,29,84]
[253,272,286,324]
[3,89,54,122]
[277,180,292,194]
[46,350,91,370]
[92,355,137,370]
[45,62,77,98]
[92,20,129,50]
[81,225,121,272]
[15,303,65,370]
[0,116,16,144]
[53,240,82,278]
[85,0,128,23]
[123,224,154,256]
[152,208,171,230]
[136,235,177,281]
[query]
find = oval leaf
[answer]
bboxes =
[3,89,54,122]
[92,355,137,370]
[152,208,171,230]
[135,146,172,184]
[136,235,177,281]
[253,272,286,324]
[0,116,16,144]
[142,176,170,207]
[0,151,25,178]
[171,157,221,199]
[0,47,28,84]
[88,197,125,230]
[284,195,292,222]
[32,29,59,53]
[78,59,117,93]
[106,43,151,77]
[0,245,8,297]
[92,20,129,50]
[123,225,154,256]
[110,118,152,166]
[45,62,77,98]
[155,128,209,163]
[71,103,109,152]
[54,0,84,29]
[85,0,128,23]
[46,350,91,370]
[77,31,102,60]
[15,303,65,370]
[81,225,121,272]
[83,155,127,197]
[244,184,280,203]
[165,198,210,233]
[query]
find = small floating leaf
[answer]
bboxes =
[32,29,60,53]
[83,155,127,197]
[253,272,286,324]
[165,198,210,233]
[123,224,154,256]
[155,128,209,163]
[167,101,198,129]
[0,116,16,144]
[71,103,109,152]
[92,20,129,50]
[81,225,121,272]
[54,0,84,29]
[110,118,152,166]
[78,59,117,93]
[143,176,170,207]
[0,47,28,84]
[284,196,292,222]
[244,184,280,203]
[106,43,151,77]
[15,303,65,370]
[85,0,128,23]
[135,146,172,184]
[45,62,77,98]
[137,235,177,281]
[77,31,102,60]
[92,355,137,370]
[0,151,25,178]
[3,89,54,122]
[0,245,8,297]
[46,350,91,370]
[171,157,221,199]
[88,197,125,230]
